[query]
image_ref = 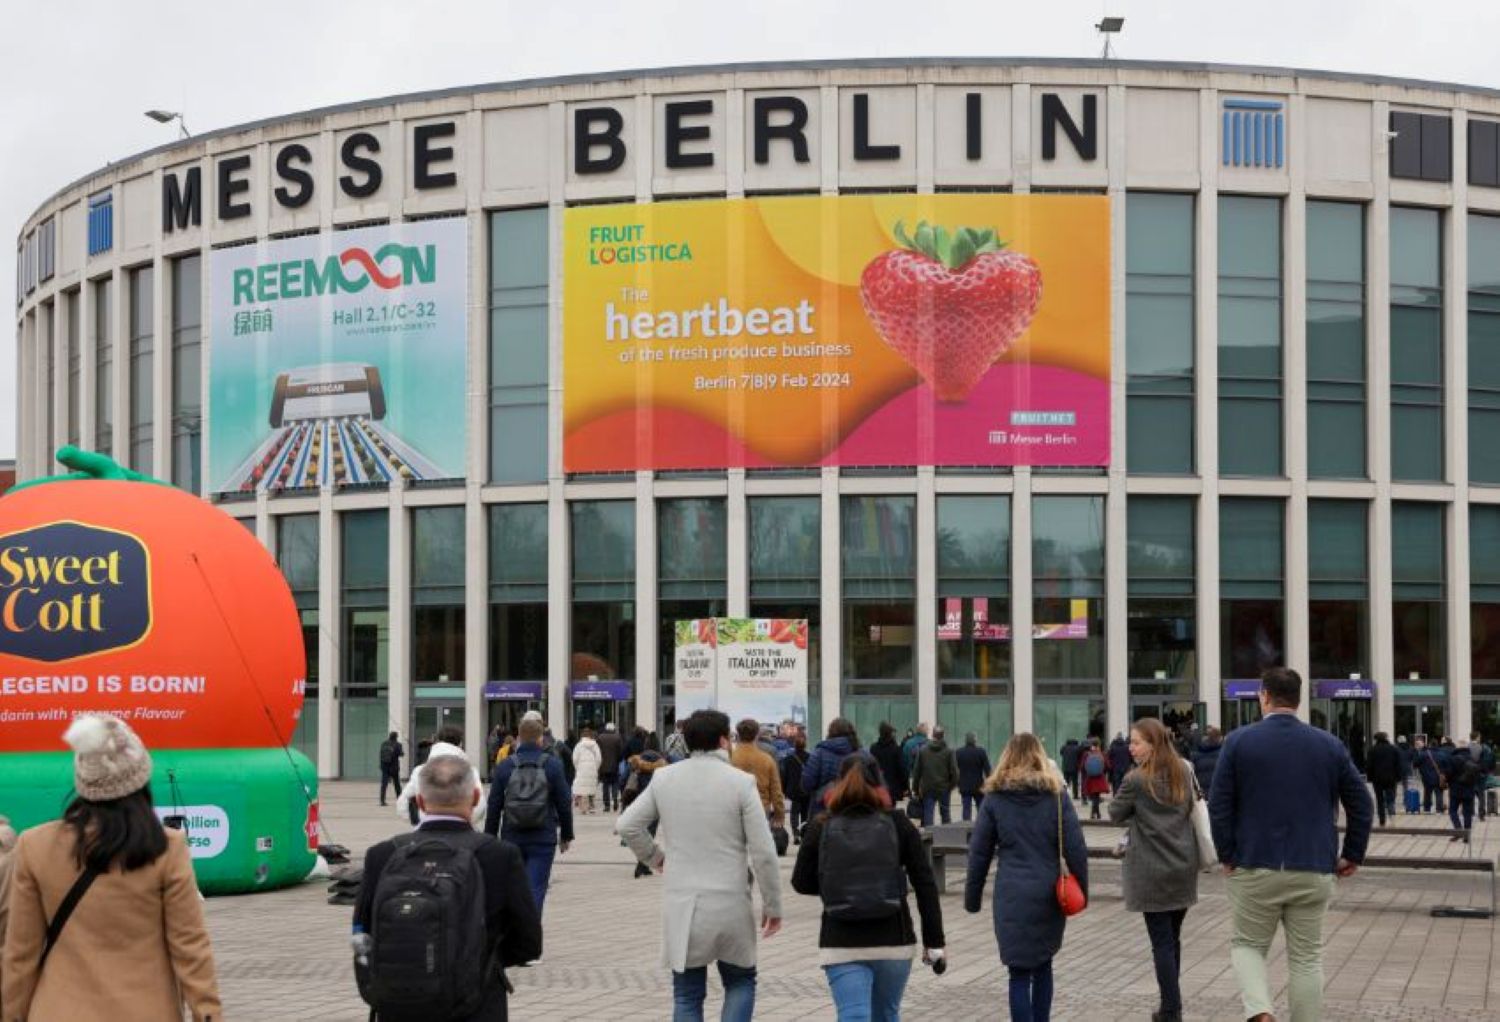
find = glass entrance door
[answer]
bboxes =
[411,702,466,761]
[1221,698,1263,733]
[1311,699,1371,771]
[1394,703,1446,744]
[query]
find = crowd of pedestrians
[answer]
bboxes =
[6,663,1496,1022]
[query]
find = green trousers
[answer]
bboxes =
[1226,868,1335,1021]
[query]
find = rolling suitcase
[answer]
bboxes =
[1404,788,1421,814]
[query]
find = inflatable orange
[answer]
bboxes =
[0,467,305,752]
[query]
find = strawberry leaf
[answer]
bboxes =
[888,219,1009,269]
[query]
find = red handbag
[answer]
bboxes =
[1055,789,1087,916]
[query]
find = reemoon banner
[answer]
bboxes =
[208,220,468,494]
[564,195,1110,471]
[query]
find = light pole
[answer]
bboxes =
[1096,17,1124,60]
[145,109,190,139]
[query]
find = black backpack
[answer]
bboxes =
[818,811,906,921]
[1457,756,1486,790]
[503,759,552,830]
[379,741,397,769]
[362,831,490,1021]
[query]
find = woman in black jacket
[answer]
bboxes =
[870,721,909,803]
[792,753,945,1021]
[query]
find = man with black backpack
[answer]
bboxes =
[1470,731,1495,820]
[355,755,541,1021]
[485,718,574,917]
[378,731,403,806]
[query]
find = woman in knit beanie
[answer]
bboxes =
[0,715,223,1021]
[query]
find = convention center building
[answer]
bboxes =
[14,58,1500,778]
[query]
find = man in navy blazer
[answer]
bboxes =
[1208,667,1373,1022]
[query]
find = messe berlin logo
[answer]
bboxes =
[231,243,436,305]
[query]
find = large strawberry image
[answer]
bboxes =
[859,220,1043,402]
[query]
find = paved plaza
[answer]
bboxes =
[206,781,1500,1021]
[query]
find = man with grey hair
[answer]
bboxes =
[356,755,541,1020]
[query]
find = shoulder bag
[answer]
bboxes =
[1054,789,1087,916]
[39,866,101,971]
[1188,768,1219,871]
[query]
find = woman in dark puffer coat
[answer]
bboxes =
[802,717,861,809]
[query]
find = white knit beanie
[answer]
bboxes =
[63,715,154,802]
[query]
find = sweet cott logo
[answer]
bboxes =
[231,243,436,305]
[0,522,151,662]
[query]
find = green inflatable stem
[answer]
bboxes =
[6,446,171,492]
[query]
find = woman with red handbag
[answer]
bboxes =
[964,732,1089,1022]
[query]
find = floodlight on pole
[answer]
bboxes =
[1096,16,1124,60]
[145,109,191,139]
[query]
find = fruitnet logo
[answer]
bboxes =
[0,522,152,662]
[231,243,437,305]
[587,223,693,266]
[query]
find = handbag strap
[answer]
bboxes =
[39,866,101,971]
[1055,788,1068,879]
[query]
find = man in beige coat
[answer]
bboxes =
[618,709,783,1021]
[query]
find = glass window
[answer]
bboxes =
[842,496,915,692]
[1034,496,1105,680]
[1469,214,1500,484]
[571,501,635,683]
[1126,193,1195,474]
[276,514,320,600]
[489,503,548,684]
[41,302,54,462]
[658,498,727,691]
[66,290,80,447]
[489,208,549,484]
[1472,506,1500,679]
[938,496,1011,685]
[1127,497,1196,680]
[1218,196,1283,477]
[93,276,113,457]
[1392,502,1445,680]
[1308,500,1368,680]
[341,509,389,779]
[1390,208,1444,482]
[749,497,820,600]
[1306,202,1366,479]
[412,507,466,686]
[1220,499,1284,679]
[170,255,201,493]
[128,265,154,473]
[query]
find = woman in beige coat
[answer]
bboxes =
[1,715,222,1021]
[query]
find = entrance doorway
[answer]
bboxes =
[572,699,630,737]
[486,700,545,739]
[1311,699,1371,771]
[1221,698,1262,733]
[411,701,466,763]
[1394,703,1447,744]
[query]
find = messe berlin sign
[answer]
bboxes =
[564,194,1110,471]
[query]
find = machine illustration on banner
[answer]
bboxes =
[209,221,468,494]
[564,194,1109,471]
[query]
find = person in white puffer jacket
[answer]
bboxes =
[572,728,603,814]
[396,730,486,827]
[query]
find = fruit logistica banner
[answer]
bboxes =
[564,195,1109,470]
[208,220,468,494]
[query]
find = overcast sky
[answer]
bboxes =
[6,0,1500,463]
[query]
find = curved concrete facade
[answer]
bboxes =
[16,59,1500,778]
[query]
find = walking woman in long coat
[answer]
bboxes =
[1109,717,1200,1022]
[965,732,1088,1022]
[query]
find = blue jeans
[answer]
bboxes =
[920,793,951,827]
[672,961,756,1022]
[961,791,983,822]
[823,959,912,1021]
[1007,961,1053,1021]
[518,842,555,914]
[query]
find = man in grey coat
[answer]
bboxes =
[617,709,783,1022]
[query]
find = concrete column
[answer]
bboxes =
[1370,102,1396,739]
[916,467,938,727]
[465,491,488,757]
[78,276,95,450]
[111,266,129,466]
[820,468,842,725]
[1286,173,1313,716]
[388,487,412,744]
[548,486,571,726]
[1196,90,1223,725]
[17,315,33,480]
[1105,87,1129,739]
[727,470,749,618]
[318,490,342,778]
[152,251,169,481]
[1012,471,1035,733]
[1448,109,1473,739]
[635,475,658,731]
